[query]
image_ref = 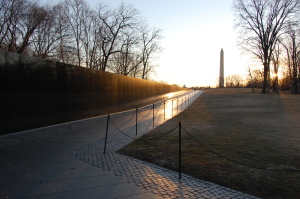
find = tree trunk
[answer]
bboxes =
[275,76,279,93]
[294,79,299,94]
[262,62,268,94]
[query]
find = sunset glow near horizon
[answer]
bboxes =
[47,0,252,87]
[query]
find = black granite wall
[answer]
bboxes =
[0,50,186,134]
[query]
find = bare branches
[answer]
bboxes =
[0,0,163,80]
[233,0,300,93]
[96,3,140,71]
[225,74,244,88]
[139,25,162,79]
[280,21,300,93]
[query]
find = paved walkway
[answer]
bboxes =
[0,91,260,199]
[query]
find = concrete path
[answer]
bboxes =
[0,91,259,199]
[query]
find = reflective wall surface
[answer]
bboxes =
[0,50,187,135]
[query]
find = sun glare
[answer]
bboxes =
[164,91,187,98]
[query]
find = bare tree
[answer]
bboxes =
[111,24,162,79]
[96,3,140,71]
[16,1,48,54]
[0,1,50,55]
[31,5,63,59]
[279,66,292,90]
[280,22,300,93]
[247,67,255,92]
[246,67,264,88]
[271,43,281,93]
[139,25,162,79]
[111,29,142,76]
[225,74,244,87]
[52,3,75,64]
[80,8,98,69]
[233,0,300,93]
[0,0,25,51]
[60,0,91,66]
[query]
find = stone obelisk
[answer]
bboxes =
[219,48,224,88]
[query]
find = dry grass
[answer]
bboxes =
[118,88,300,199]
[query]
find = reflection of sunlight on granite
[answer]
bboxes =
[164,90,186,99]
[164,97,184,120]
[153,91,196,124]
[164,100,173,120]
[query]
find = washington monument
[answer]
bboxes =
[219,48,224,88]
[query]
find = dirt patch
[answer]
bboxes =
[118,88,300,199]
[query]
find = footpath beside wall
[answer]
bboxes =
[0,50,186,135]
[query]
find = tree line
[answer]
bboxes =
[233,0,300,93]
[0,0,162,79]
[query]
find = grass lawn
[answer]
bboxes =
[118,89,300,199]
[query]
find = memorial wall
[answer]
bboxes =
[0,50,187,134]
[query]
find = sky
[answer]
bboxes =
[45,0,251,87]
